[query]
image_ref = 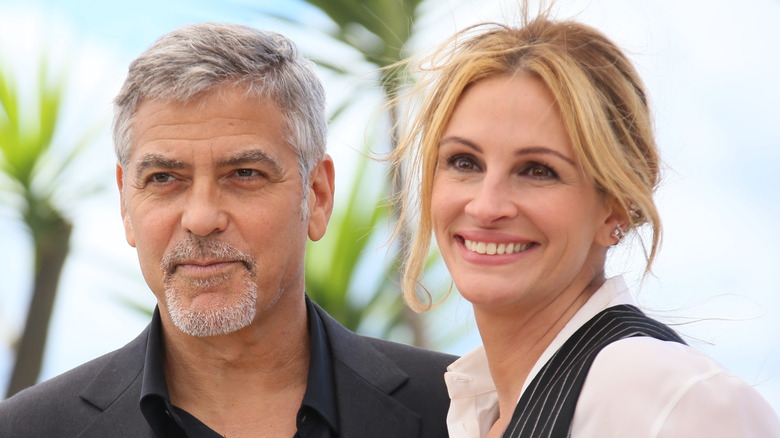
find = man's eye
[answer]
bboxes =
[235,169,263,178]
[151,173,174,183]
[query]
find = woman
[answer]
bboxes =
[393,12,780,438]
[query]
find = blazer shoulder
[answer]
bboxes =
[313,301,456,379]
[0,326,149,437]
[365,336,456,375]
[314,302,455,438]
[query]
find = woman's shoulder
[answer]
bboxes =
[594,336,723,382]
[572,336,780,437]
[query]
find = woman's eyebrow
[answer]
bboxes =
[440,136,576,166]
[439,135,481,152]
[516,147,575,166]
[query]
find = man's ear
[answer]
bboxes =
[116,163,136,248]
[306,155,335,242]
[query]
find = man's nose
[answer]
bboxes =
[180,181,228,237]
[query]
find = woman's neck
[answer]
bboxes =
[474,274,606,425]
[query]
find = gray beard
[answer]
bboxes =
[164,276,258,337]
[160,236,258,337]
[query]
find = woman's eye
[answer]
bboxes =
[523,164,557,179]
[447,155,479,172]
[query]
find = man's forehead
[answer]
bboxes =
[134,86,278,118]
[126,87,293,169]
[129,146,284,171]
[133,101,264,131]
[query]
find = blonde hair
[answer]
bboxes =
[393,14,661,312]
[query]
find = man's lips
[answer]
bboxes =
[173,260,238,275]
[161,237,256,276]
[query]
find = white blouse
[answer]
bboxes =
[444,276,780,437]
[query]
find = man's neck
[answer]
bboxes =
[161,294,311,437]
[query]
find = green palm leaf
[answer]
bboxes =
[258,0,435,343]
[1,47,104,396]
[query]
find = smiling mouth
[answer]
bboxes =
[462,238,534,255]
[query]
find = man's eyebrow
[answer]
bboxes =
[134,154,187,175]
[217,149,284,175]
[440,136,576,166]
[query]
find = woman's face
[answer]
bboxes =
[431,74,617,314]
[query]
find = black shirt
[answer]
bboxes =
[139,298,338,437]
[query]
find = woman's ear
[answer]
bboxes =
[596,198,627,248]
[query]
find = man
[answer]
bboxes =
[0,23,454,437]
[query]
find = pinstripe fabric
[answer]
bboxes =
[501,305,685,438]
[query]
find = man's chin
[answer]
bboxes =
[169,305,257,337]
[164,286,258,337]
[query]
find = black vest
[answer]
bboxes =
[502,305,685,438]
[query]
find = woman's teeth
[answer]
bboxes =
[464,239,533,255]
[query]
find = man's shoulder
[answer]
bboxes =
[314,302,454,438]
[313,302,456,371]
[0,328,148,436]
[2,350,110,406]
[362,335,456,371]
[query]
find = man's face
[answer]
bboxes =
[117,85,333,337]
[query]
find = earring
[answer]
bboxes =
[611,224,625,242]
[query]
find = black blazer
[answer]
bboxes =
[0,303,455,437]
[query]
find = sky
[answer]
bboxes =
[1,0,779,413]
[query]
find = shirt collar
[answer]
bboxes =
[444,345,493,398]
[140,308,167,401]
[444,345,499,438]
[139,308,185,437]
[301,296,339,433]
[138,298,339,436]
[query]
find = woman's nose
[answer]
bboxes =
[463,176,518,225]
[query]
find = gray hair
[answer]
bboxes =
[112,22,327,186]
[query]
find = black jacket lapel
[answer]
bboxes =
[76,326,153,437]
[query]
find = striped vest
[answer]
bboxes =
[502,305,685,438]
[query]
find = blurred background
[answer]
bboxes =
[1,0,779,412]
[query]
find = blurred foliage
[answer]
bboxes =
[258,0,438,345]
[0,49,103,396]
